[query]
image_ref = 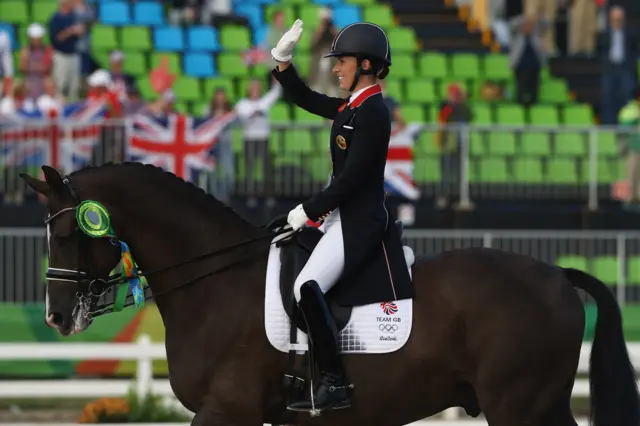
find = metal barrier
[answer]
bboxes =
[0,119,634,206]
[3,228,640,304]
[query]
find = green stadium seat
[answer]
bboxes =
[529,105,559,125]
[1,1,29,24]
[92,51,110,69]
[173,77,201,101]
[563,104,593,125]
[389,54,416,78]
[300,5,321,29]
[470,132,487,155]
[415,132,439,155]
[482,54,511,80]
[487,132,516,156]
[32,0,58,23]
[419,53,447,79]
[387,27,417,53]
[344,0,375,4]
[309,155,332,182]
[136,76,159,101]
[597,131,618,156]
[151,53,182,75]
[496,104,525,124]
[219,25,252,51]
[269,103,291,123]
[284,130,313,153]
[204,77,235,101]
[384,80,403,102]
[363,5,395,28]
[405,80,435,103]
[451,53,480,79]
[513,158,544,183]
[592,256,619,286]
[472,104,493,124]
[546,158,578,183]
[555,132,587,156]
[217,53,249,77]
[413,157,441,183]
[540,79,569,103]
[174,102,189,114]
[293,53,311,78]
[556,255,588,272]
[122,52,146,76]
[401,104,426,122]
[627,256,640,285]
[520,132,551,156]
[478,157,508,182]
[580,159,614,183]
[295,24,313,51]
[121,27,152,51]
[91,25,118,51]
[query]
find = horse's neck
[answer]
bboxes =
[96,176,261,321]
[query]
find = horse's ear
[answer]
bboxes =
[41,165,66,194]
[19,172,50,196]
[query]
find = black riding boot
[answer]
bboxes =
[287,280,352,413]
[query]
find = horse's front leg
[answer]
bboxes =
[191,394,263,426]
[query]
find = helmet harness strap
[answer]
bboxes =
[349,55,376,92]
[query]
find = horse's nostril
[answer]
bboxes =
[50,312,64,326]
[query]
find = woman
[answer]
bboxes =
[271,20,413,413]
[19,23,52,100]
[206,87,236,203]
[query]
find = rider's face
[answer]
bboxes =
[333,57,357,91]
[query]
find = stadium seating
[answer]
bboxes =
[0,0,618,188]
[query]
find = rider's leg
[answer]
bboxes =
[288,212,351,412]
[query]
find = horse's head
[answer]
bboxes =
[20,166,122,336]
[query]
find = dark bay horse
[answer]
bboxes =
[21,163,639,426]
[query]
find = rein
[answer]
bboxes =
[45,174,295,319]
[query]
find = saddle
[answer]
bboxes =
[276,221,405,333]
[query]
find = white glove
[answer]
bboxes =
[271,19,304,63]
[287,204,309,231]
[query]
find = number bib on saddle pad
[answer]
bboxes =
[264,227,414,354]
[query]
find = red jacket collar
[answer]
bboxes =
[338,84,382,112]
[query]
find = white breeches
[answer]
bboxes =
[293,209,345,302]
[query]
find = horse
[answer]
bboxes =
[20,163,640,426]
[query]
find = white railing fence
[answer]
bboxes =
[0,120,635,207]
[0,334,636,424]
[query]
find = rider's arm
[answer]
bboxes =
[272,63,345,120]
[302,102,390,222]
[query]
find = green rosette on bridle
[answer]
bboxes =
[75,200,143,312]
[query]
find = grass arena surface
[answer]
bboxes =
[0,302,635,378]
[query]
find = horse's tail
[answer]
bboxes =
[562,267,640,426]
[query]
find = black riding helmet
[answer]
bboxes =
[324,22,391,92]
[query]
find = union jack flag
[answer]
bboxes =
[0,101,106,172]
[126,111,237,181]
[384,123,421,200]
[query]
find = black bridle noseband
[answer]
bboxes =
[45,174,295,319]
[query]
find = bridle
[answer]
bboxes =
[44,174,295,320]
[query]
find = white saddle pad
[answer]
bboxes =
[264,232,414,354]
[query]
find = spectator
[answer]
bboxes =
[19,23,53,100]
[617,87,640,209]
[86,69,122,118]
[202,0,247,27]
[597,6,639,125]
[0,80,36,116]
[235,78,281,208]
[36,76,65,116]
[141,89,176,118]
[509,15,549,107]
[569,0,598,57]
[262,10,286,51]
[0,29,14,97]
[435,83,473,209]
[123,85,145,116]
[169,0,204,26]
[107,50,134,102]
[309,9,339,97]
[524,0,558,56]
[204,87,236,203]
[73,0,96,79]
[48,0,83,101]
